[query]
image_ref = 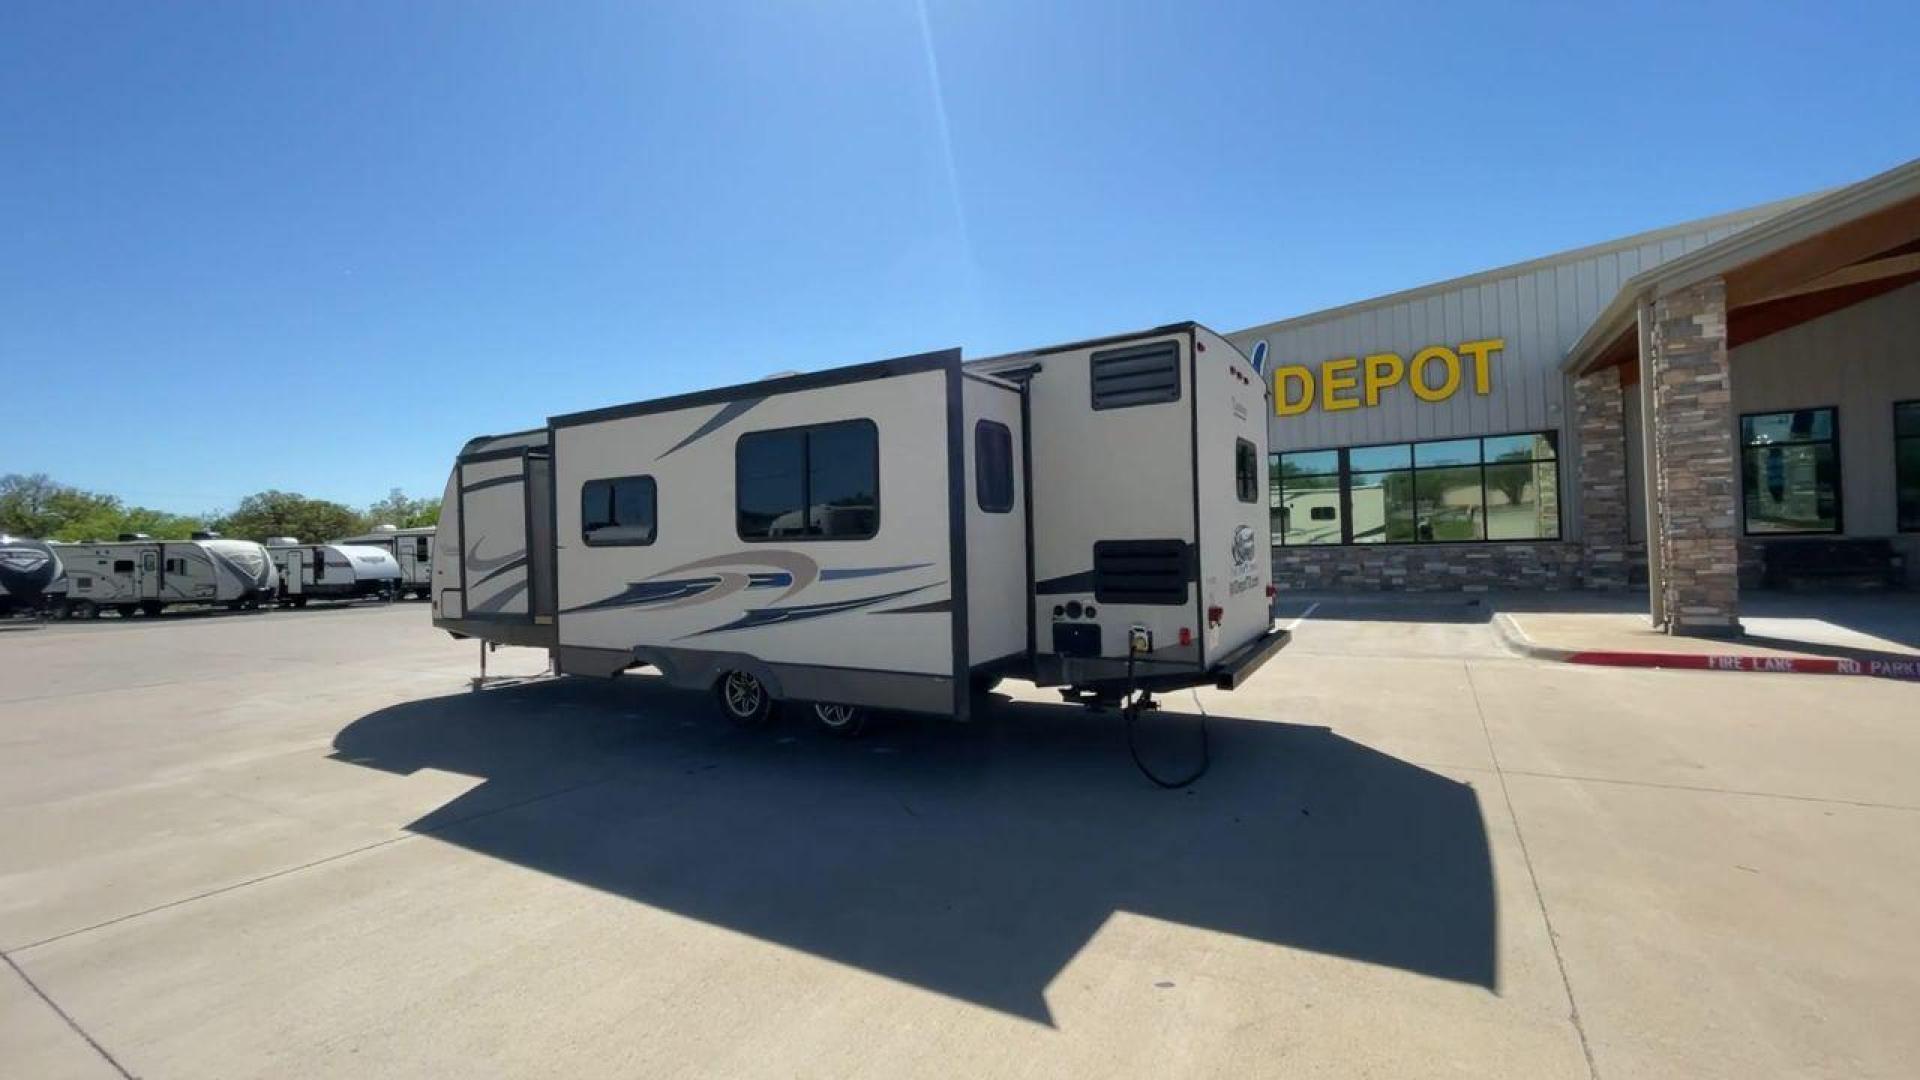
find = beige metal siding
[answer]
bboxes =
[1231,214,1779,455]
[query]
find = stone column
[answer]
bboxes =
[1575,365,1630,590]
[1648,279,1741,635]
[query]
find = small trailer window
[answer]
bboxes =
[582,476,658,546]
[737,420,879,541]
[1090,341,1181,409]
[976,420,1015,513]
[1235,438,1259,503]
[113,560,135,574]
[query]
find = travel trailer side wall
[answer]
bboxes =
[432,327,1288,732]
[334,526,435,598]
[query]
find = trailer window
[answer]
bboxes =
[1235,439,1259,503]
[113,560,135,574]
[1090,341,1181,409]
[737,420,879,541]
[976,420,1015,513]
[582,476,658,546]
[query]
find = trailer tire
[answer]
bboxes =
[141,600,163,617]
[715,670,777,727]
[70,600,98,620]
[293,597,309,609]
[809,702,870,738]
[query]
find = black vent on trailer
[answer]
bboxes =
[1093,539,1191,605]
[1089,341,1181,409]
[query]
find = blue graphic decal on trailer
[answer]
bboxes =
[680,583,941,638]
[820,562,933,580]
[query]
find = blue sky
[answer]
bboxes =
[3,1,1915,515]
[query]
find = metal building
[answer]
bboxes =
[1227,156,1920,633]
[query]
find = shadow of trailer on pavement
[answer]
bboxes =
[332,675,1496,1024]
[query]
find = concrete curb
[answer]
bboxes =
[1490,612,1920,681]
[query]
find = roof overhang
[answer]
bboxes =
[1563,155,1920,377]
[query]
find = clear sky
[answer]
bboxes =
[3,1,1916,515]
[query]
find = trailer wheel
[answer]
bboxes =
[70,600,98,620]
[293,597,309,609]
[809,702,870,738]
[715,670,777,727]
[141,600,163,617]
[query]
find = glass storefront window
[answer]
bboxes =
[1274,451,1343,546]
[1740,407,1839,534]
[1268,431,1560,545]
[1414,438,1480,468]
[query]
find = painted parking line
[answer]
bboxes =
[1281,601,1320,634]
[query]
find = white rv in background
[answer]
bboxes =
[48,532,277,618]
[334,525,435,599]
[432,324,1287,734]
[268,539,403,606]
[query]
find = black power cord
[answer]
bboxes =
[1123,640,1211,789]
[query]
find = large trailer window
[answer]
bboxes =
[1090,341,1181,409]
[582,475,658,546]
[737,420,879,541]
[1741,408,1839,535]
[976,420,1014,513]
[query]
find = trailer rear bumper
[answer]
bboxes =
[1209,624,1291,690]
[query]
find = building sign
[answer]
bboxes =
[1272,338,1504,416]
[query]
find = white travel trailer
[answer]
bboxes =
[48,533,277,618]
[0,534,64,617]
[268,539,404,606]
[431,324,1287,734]
[334,525,435,599]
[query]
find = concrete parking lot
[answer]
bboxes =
[2,601,1917,1079]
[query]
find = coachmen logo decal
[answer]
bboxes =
[1228,524,1260,597]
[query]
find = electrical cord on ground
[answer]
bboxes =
[1123,641,1211,789]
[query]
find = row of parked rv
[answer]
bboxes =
[0,526,436,620]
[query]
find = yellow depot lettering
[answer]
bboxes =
[1273,365,1315,416]
[1410,346,1461,402]
[1321,357,1360,411]
[1458,338,1503,394]
[1362,352,1405,407]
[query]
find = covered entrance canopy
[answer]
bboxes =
[1564,157,1920,635]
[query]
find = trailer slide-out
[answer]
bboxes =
[432,323,1288,735]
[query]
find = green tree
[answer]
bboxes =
[213,491,365,543]
[365,488,441,529]
[1,473,204,541]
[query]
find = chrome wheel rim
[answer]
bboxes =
[814,703,858,728]
[723,672,763,717]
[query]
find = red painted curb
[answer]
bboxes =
[1566,650,1920,680]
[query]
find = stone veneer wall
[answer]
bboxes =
[1272,542,1584,592]
[1574,365,1632,590]
[1647,279,1741,633]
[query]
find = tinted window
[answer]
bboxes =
[582,476,658,546]
[738,420,879,541]
[1740,407,1839,534]
[1235,439,1259,503]
[976,420,1014,513]
[113,560,135,574]
[1899,402,1920,532]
